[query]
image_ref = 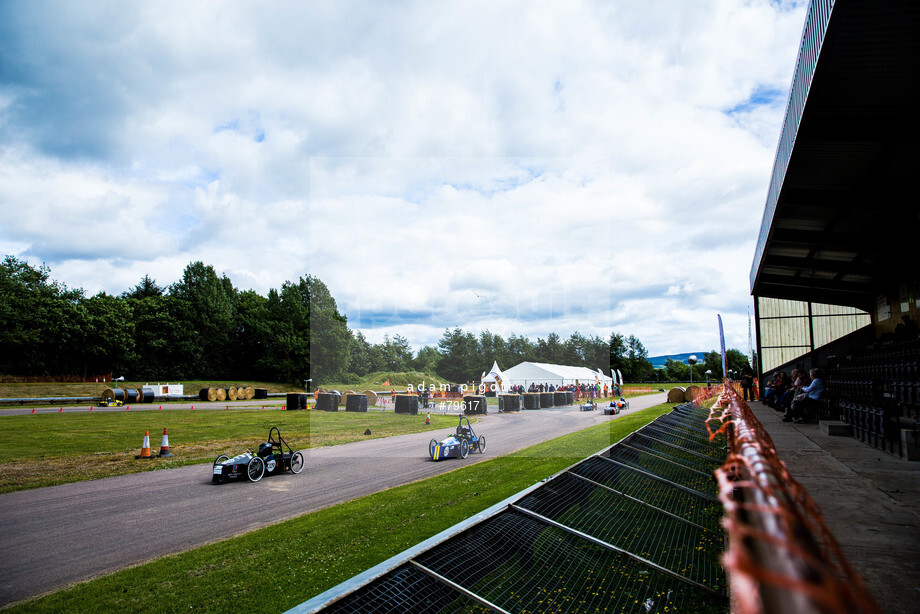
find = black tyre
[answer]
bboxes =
[477,435,486,453]
[247,456,265,482]
[213,454,229,468]
[290,451,304,474]
[460,439,470,459]
[429,438,439,460]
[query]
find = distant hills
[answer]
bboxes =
[648,352,708,369]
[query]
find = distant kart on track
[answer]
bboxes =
[604,397,629,415]
[212,427,304,483]
[429,416,485,461]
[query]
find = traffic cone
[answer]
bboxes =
[31,408,35,414]
[426,412,430,425]
[158,428,174,457]
[58,407,63,413]
[90,406,94,411]
[135,430,152,459]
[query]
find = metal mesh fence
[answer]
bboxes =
[297,403,729,614]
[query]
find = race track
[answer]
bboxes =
[0,394,666,607]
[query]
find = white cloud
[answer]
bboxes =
[0,0,806,356]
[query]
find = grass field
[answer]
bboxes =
[0,408,461,493]
[3,403,679,614]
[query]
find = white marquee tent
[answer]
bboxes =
[497,361,614,392]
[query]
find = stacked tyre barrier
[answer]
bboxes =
[316,392,340,412]
[345,394,368,412]
[463,395,487,415]
[539,392,554,408]
[565,390,574,405]
[394,395,419,415]
[498,394,520,413]
[522,393,541,410]
[286,393,308,410]
[553,391,567,407]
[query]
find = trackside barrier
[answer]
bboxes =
[706,386,881,614]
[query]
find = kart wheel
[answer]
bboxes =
[429,439,438,460]
[290,451,305,474]
[213,454,229,467]
[212,454,230,484]
[247,456,265,482]
[460,439,470,459]
[477,435,486,453]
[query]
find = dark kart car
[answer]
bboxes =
[429,416,485,461]
[212,427,304,483]
[604,397,629,415]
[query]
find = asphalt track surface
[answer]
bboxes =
[0,393,666,607]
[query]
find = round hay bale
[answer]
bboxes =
[199,388,211,402]
[539,392,554,408]
[684,385,702,403]
[216,388,227,402]
[316,392,340,412]
[394,394,419,415]
[364,390,378,406]
[253,388,268,399]
[135,388,145,403]
[142,389,155,403]
[667,387,687,403]
[226,387,238,401]
[124,388,139,403]
[345,394,368,412]
[522,393,541,410]
[499,394,521,412]
[102,388,125,404]
[463,395,487,415]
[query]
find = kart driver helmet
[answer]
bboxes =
[258,442,274,457]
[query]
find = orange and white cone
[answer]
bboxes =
[135,430,152,459]
[426,412,430,425]
[158,427,174,457]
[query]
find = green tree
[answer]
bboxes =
[169,262,236,377]
[307,276,350,384]
[412,345,441,374]
[347,330,373,377]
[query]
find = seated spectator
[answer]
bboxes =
[779,369,808,411]
[763,372,788,408]
[784,368,824,423]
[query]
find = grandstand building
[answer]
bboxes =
[750,0,919,457]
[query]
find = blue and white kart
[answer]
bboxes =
[429,416,485,461]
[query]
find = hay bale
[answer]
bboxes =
[364,390,378,406]
[226,387,238,401]
[315,392,339,411]
[102,388,125,404]
[463,395,487,415]
[667,387,687,403]
[345,394,368,412]
[124,388,139,403]
[199,388,211,402]
[684,386,702,402]
[522,393,541,410]
[394,394,419,415]
[216,388,227,402]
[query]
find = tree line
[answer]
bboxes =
[1,255,744,385]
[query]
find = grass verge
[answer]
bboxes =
[2,404,675,614]
[0,409,461,493]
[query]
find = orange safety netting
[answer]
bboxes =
[706,385,881,614]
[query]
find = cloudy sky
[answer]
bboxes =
[0,0,807,357]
